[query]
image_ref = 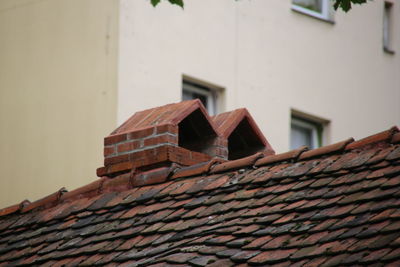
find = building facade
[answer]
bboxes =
[0,0,399,207]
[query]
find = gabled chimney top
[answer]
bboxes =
[111,99,218,135]
[97,100,275,179]
[213,108,275,160]
[98,100,226,177]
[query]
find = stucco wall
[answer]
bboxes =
[0,0,399,208]
[0,0,118,207]
[118,0,400,153]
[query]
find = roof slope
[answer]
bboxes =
[111,99,216,135]
[0,129,400,266]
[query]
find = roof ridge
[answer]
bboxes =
[392,132,400,144]
[1,126,398,218]
[345,126,399,150]
[110,99,200,135]
[210,152,264,174]
[172,158,226,179]
[21,188,67,214]
[255,146,308,167]
[299,138,354,160]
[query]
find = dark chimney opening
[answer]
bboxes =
[178,108,218,155]
[228,118,265,160]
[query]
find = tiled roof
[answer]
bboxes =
[1,107,400,266]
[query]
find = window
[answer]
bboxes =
[292,0,333,21]
[290,111,329,150]
[383,1,395,54]
[182,78,222,116]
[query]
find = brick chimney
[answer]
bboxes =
[97,100,227,177]
[213,108,275,160]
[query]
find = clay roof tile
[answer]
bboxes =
[345,126,399,151]
[1,102,399,266]
[254,146,308,167]
[299,138,354,160]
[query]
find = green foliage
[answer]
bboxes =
[333,0,368,12]
[151,0,184,8]
[150,0,369,12]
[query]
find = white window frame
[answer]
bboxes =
[383,1,395,54]
[291,117,320,149]
[182,81,218,115]
[292,0,333,22]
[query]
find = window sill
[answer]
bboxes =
[291,5,335,24]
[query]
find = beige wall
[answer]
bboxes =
[1,0,399,208]
[0,0,118,207]
[118,0,400,153]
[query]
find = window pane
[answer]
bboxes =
[290,124,313,149]
[182,80,220,116]
[383,2,393,52]
[182,91,193,101]
[293,0,322,13]
[192,92,208,109]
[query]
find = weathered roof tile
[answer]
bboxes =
[1,124,400,266]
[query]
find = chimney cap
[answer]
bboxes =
[213,108,275,160]
[99,100,227,177]
[111,99,218,136]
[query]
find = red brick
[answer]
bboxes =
[214,137,228,147]
[129,147,170,168]
[104,133,127,145]
[128,127,155,140]
[96,166,107,177]
[169,147,211,166]
[104,154,129,166]
[156,124,178,135]
[143,134,177,147]
[103,146,115,157]
[212,147,229,158]
[117,141,140,153]
[105,162,133,176]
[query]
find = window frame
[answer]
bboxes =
[290,109,330,150]
[182,78,223,116]
[291,0,334,22]
[383,1,395,54]
[290,116,321,149]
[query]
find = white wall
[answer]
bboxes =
[0,0,119,207]
[118,0,400,153]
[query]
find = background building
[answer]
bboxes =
[0,0,399,207]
